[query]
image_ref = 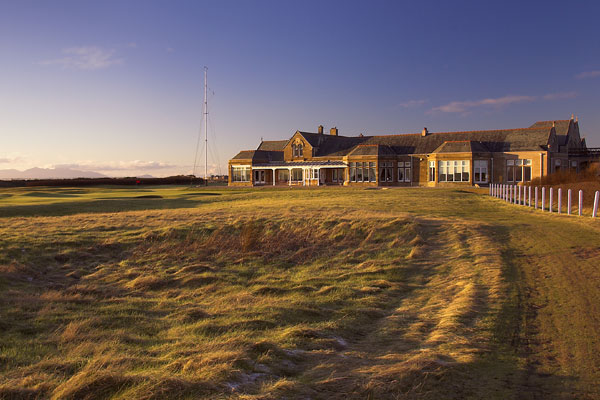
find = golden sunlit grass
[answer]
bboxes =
[0,186,599,399]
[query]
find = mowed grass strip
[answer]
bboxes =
[0,186,599,399]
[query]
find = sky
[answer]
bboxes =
[1,0,599,177]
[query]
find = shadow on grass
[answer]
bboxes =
[0,198,205,218]
[22,191,80,198]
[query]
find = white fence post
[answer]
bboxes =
[541,187,546,211]
[528,186,532,207]
[593,191,599,218]
[517,185,521,205]
[549,188,554,213]
[579,190,583,216]
[567,189,572,215]
[535,187,538,209]
[558,188,562,214]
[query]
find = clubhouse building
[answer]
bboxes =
[228,116,592,187]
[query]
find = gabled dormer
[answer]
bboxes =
[283,131,314,161]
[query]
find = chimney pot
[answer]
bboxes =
[421,127,428,137]
[318,125,323,134]
[330,127,338,136]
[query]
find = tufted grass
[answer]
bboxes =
[0,186,599,399]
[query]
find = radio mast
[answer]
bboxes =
[203,66,208,186]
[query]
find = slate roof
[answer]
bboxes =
[432,140,491,154]
[232,120,560,163]
[231,150,284,162]
[257,140,288,151]
[347,144,396,156]
[529,119,572,146]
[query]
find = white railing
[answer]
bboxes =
[488,183,599,219]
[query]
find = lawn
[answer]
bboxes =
[0,186,599,399]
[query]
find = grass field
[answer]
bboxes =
[1,185,599,399]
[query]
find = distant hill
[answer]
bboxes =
[0,168,107,180]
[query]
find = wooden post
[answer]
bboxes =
[593,191,599,218]
[558,188,562,214]
[517,185,521,205]
[567,189,572,215]
[549,187,553,213]
[541,187,545,211]
[528,186,532,207]
[579,190,583,216]
[535,187,538,209]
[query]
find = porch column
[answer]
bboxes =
[272,168,276,186]
[288,168,292,186]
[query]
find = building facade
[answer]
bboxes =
[228,117,590,187]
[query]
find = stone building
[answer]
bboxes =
[228,116,590,187]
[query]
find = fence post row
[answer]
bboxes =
[489,184,598,219]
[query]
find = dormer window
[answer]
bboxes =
[293,143,303,157]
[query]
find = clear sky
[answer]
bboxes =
[1,0,599,177]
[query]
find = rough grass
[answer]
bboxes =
[0,186,599,399]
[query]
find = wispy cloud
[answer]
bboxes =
[398,99,426,108]
[575,70,600,79]
[542,91,577,100]
[431,92,577,114]
[0,155,24,164]
[53,160,178,172]
[431,95,534,114]
[40,46,122,70]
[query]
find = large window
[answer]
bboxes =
[349,162,376,182]
[438,160,470,182]
[232,166,251,182]
[292,143,304,158]
[474,160,488,183]
[291,168,303,182]
[277,169,289,182]
[399,161,411,182]
[506,159,532,182]
[379,161,393,182]
[429,161,435,182]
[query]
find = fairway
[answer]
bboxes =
[1,186,599,399]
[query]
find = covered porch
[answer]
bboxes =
[252,161,347,186]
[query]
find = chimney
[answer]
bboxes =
[421,127,428,137]
[552,121,555,127]
[571,113,574,120]
[330,127,338,136]
[318,125,323,134]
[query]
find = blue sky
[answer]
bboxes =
[1,0,599,177]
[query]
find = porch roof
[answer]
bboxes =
[253,160,346,168]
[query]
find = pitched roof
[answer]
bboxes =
[231,150,284,162]
[529,119,572,146]
[347,144,396,156]
[257,140,288,151]
[432,140,491,154]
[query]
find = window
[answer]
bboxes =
[438,160,470,182]
[293,143,304,158]
[404,161,411,182]
[369,162,376,182]
[397,167,404,182]
[379,161,393,182]
[278,169,289,182]
[357,162,363,182]
[506,160,515,182]
[506,159,532,182]
[254,170,265,184]
[232,166,251,182]
[429,161,436,182]
[291,168,302,182]
[398,161,411,182]
[474,160,488,183]
[350,162,356,182]
[312,169,319,180]
[554,159,561,173]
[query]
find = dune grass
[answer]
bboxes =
[0,186,599,399]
